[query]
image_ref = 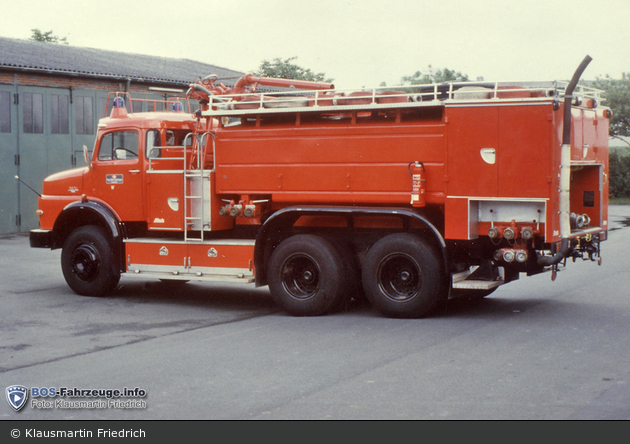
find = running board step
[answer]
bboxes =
[122,270,254,284]
[451,279,504,291]
[451,269,504,290]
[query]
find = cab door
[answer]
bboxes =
[91,129,145,221]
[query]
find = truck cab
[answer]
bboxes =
[32,96,207,238]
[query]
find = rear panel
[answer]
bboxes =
[444,101,554,240]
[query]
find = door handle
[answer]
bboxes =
[128,170,140,174]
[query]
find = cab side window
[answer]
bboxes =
[146,129,161,159]
[98,131,139,161]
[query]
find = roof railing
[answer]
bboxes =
[200,80,606,117]
[103,92,193,117]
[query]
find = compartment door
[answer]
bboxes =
[497,105,551,198]
[446,106,499,197]
[147,172,184,230]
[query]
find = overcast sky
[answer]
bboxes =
[2,0,629,89]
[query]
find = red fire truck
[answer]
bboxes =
[29,56,609,318]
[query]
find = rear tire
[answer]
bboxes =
[61,226,120,296]
[362,233,446,318]
[267,234,347,316]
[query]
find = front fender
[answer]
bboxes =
[50,200,124,273]
[51,199,123,253]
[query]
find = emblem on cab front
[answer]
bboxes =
[159,246,169,256]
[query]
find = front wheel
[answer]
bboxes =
[267,235,347,316]
[362,233,446,318]
[61,226,120,296]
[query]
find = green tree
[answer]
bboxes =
[593,74,630,137]
[30,29,68,45]
[401,67,469,85]
[253,57,333,83]
[608,149,630,198]
[593,74,630,198]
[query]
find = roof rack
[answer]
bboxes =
[200,81,606,118]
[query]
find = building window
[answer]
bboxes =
[23,92,44,134]
[75,96,94,135]
[51,95,69,134]
[0,91,10,133]
[132,100,143,113]
[147,101,165,112]
[99,97,108,120]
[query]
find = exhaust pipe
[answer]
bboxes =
[538,55,592,267]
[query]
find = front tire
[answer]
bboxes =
[267,235,347,316]
[61,226,120,296]
[362,233,446,318]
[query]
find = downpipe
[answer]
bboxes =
[538,55,592,266]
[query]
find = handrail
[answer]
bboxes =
[200,80,606,118]
[147,145,186,171]
[198,132,216,173]
[103,91,193,117]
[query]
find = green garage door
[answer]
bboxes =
[0,84,19,234]
[17,85,55,232]
[15,86,100,233]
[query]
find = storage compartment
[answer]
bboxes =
[570,165,604,228]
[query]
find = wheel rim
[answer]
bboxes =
[70,243,101,283]
[377,253,422,302]
[280,253,320,300]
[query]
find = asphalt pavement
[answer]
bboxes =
[1,206,630,420]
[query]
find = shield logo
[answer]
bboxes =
[6,385,28,411]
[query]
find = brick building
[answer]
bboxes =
[0,36,244,234]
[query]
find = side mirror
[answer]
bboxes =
[83,145,91,168]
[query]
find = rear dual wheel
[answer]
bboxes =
[362,233,446,318]
[268,233,446,318]
[267,235,350,316]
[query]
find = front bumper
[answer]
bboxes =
[30,229,52,248]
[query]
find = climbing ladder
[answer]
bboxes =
[183,133,205,242]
